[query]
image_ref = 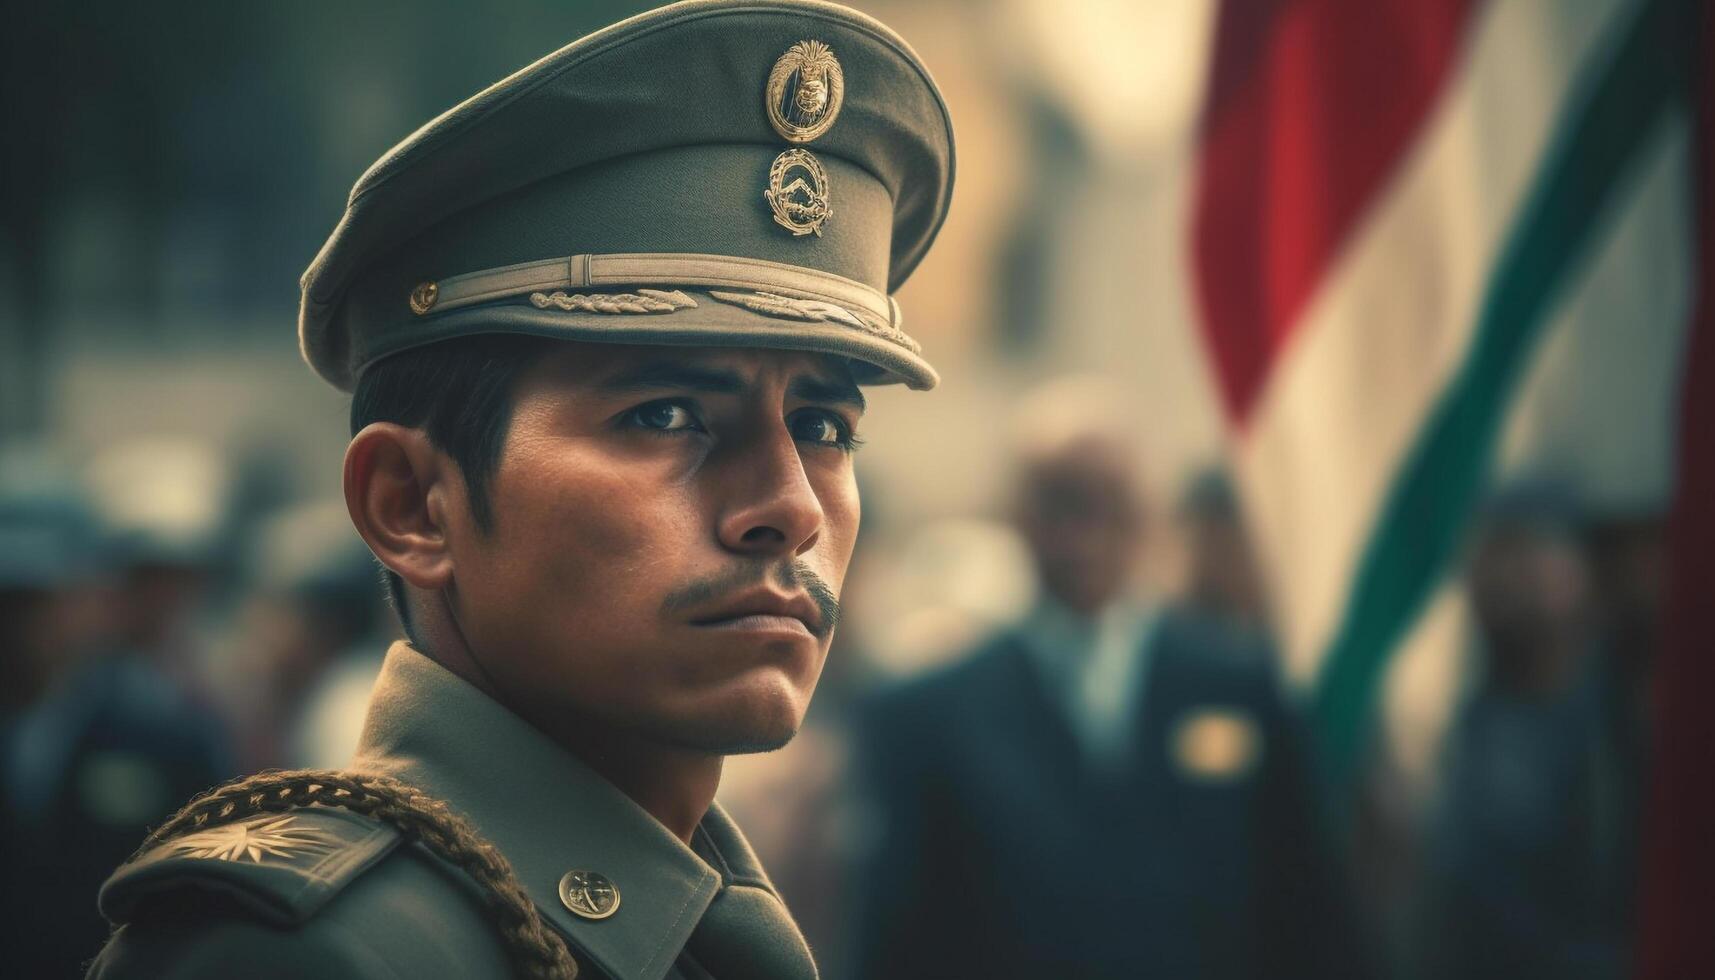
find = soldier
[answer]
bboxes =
[86,1,953,977]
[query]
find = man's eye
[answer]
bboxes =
[628,400,701,432]
[789,409,858,450]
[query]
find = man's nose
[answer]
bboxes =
[714,424,825,558]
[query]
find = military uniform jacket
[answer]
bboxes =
[88,643,819,980]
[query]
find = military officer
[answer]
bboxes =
[86,1,953,977]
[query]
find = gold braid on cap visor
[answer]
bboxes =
[404,251,912,352]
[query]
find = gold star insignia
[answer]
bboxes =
[165,814,339,864]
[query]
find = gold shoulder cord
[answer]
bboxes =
[132,769,579,980]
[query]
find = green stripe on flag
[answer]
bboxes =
[1310,0,1692,789]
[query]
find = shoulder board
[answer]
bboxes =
[99,806,403,929]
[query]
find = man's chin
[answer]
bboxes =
[613,678,813,755]
[654,721,801,756]
[644,698,805,755]
[713,730,800,755]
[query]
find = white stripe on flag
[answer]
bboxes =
[1498,111,1693,504]
[1383,106,1692,801]
[1235,0,1639,682]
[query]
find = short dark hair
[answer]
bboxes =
[348,334,553,640]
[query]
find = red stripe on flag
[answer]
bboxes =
[1192,0,1481,427]
[1637,4,1715,976]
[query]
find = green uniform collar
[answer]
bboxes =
[351,642,815,980]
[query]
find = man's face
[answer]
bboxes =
[444,343,863,755]
[1469,526,1590,639]
[1467,523,1591,692]
[1016,439,1144,616]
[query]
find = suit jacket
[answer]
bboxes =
[852,607,1365,980]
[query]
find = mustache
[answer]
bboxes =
[660,559,841,638]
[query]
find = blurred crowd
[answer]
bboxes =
[0,441,393,977]
[0,375,1660,977]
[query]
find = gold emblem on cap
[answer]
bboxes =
[765,148,831,237]
[558,869,621,920]
[766,40,844,143]
[409,281,439,315]
[1171,708,1261,783]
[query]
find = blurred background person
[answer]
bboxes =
[0,447,114,978]
[222,498,391,771]
[0,447,109,734]
[850,381,1364,980]
[1178,466,1270,638]
[1422,480,1631,980]
[1,440,238,977]
[1582,508,1663,886]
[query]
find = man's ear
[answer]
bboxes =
[344,423,458,591]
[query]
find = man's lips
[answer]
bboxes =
[694,613,815,638]
[688,589,822,636]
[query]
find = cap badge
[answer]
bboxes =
[559,869,621,920]
[766,40,843,143]
[1170,707,1261,783]
[765,148,831,237]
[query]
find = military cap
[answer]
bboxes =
[299,0,953,392]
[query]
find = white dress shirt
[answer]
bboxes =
[1016,596,1160,773]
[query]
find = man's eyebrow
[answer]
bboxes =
[790,374,866,412]
[595,361,747,395]
[595,359,866,411]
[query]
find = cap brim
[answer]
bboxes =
[341,292,938,391]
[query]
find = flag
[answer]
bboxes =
[1191,0,1697,788]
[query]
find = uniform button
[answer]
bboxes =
[559,870,621,920]
[409,281,439,315]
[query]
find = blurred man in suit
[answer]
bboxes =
[852,393,1363,979]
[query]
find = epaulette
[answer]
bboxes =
[99,807,403,928]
